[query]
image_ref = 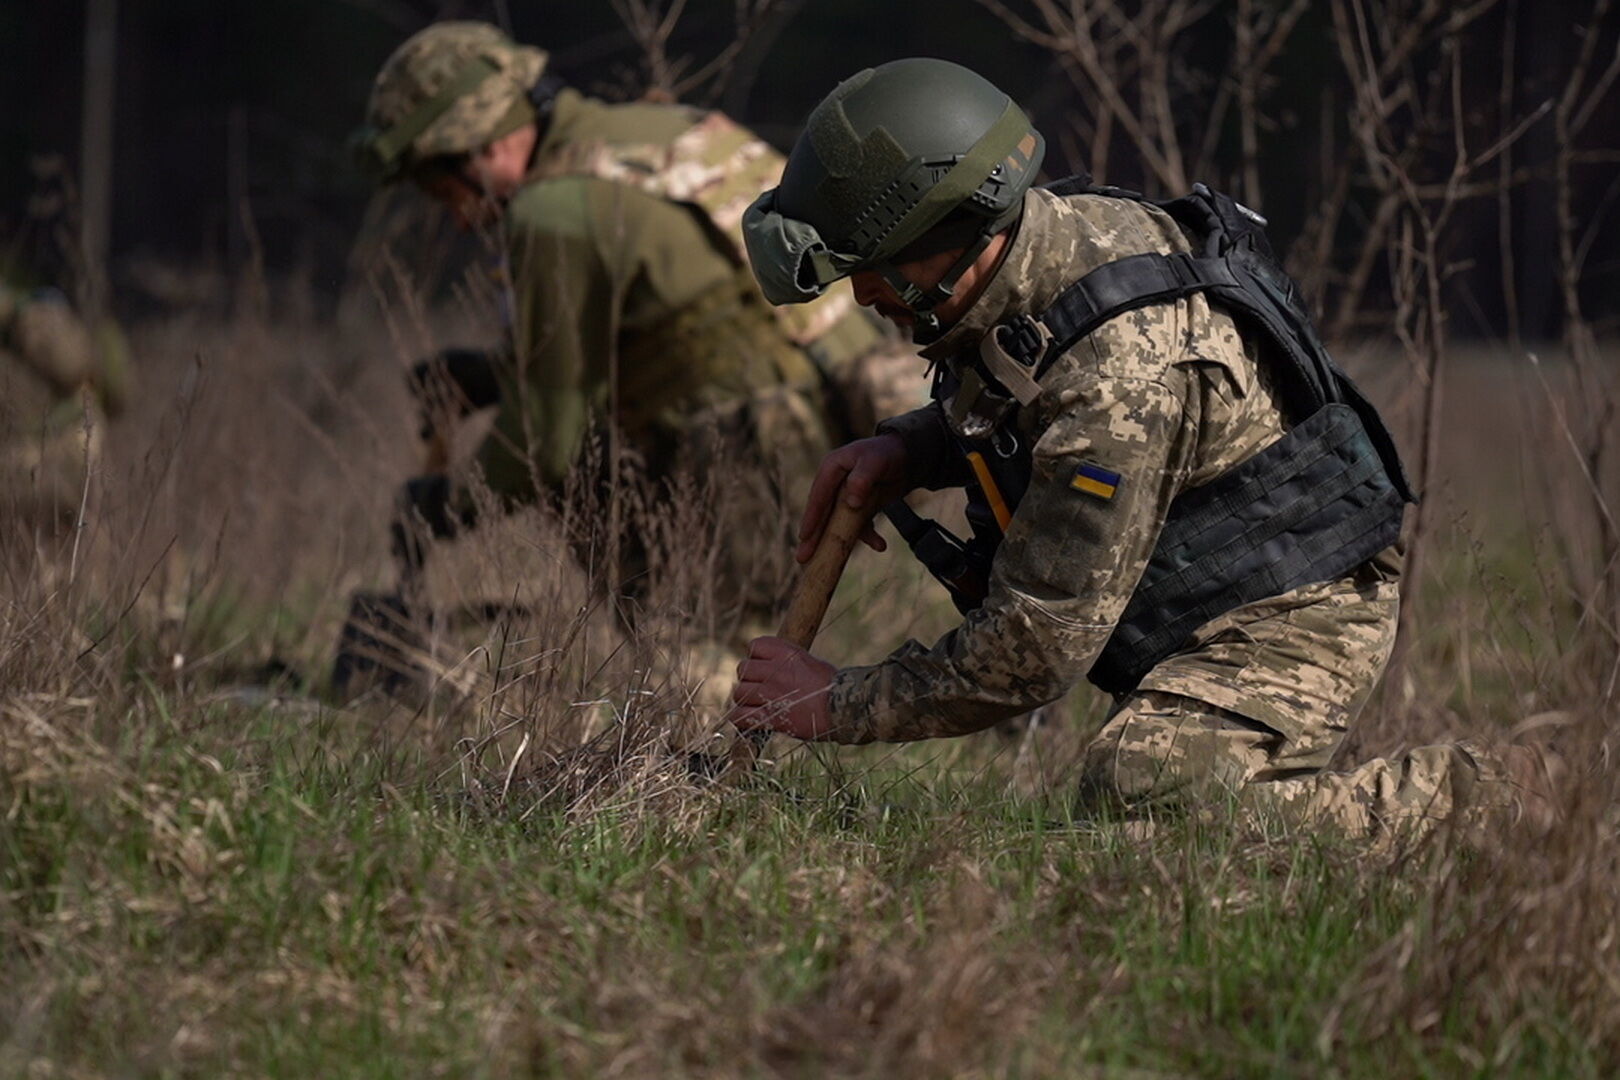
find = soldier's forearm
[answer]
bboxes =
[875,403,973,492]
[825,655,1039,744]
[822,591,1107,744]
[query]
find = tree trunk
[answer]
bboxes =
[79,0,118,316]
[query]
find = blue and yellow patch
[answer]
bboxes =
[1071,462,1121,500]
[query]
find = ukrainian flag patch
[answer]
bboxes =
[1071,462,1121,500]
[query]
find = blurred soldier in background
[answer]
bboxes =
[347,22,923,714]
[730,58,1556,839]
[1,167,130,528]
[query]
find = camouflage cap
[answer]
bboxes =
[359,21,547,182]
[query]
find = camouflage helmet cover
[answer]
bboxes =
[359,21,547,181]
[743,58,1044,310]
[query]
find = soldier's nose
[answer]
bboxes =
[849,270,888,308]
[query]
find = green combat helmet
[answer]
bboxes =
[354,21,548,183]
[743,58,1044,340]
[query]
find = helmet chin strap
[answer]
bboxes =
[876,230,994,344]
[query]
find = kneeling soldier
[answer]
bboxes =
[350,23,923,705]
[731,58,1542,838]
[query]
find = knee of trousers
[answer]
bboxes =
[1078,691,1273,807]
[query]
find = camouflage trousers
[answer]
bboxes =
[1074,555,1517,840]
[1076,690,1515,841]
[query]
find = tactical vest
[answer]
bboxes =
[888,179,1415,696]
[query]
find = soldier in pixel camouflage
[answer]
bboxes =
[729,58,1552,840]
[0,276,127,525]
[352,22,923,705]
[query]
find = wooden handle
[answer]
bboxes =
[727,498,867,770]
[779,499,868,647]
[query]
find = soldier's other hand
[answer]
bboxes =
[727,636,836,741]
[408,348,502,439]
[796,434,910,563]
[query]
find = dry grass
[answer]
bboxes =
[1,283,1618,1078]
[8,0,1619,1068]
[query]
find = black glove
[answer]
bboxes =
[389,473,476,576]
[408,348,503,438]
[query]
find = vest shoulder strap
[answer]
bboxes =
[1035,250,1241,362]
[982,178,1415,502]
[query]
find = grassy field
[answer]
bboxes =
[3,303,1619,1077]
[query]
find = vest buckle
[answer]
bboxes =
[1001,314,1053,364]
[978,317,1051,406]
[945,366,1017,440]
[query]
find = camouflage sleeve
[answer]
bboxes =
[874,402,974,491]
[823,316,1196,744]
[495,181,618,490]
[4,288,96,396]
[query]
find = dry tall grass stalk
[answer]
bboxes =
[7,10,1620,1076]
[609,0,795,104]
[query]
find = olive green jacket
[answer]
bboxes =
[480,90,875,498]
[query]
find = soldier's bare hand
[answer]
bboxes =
[727,636,837,741]
[796,434,910,563]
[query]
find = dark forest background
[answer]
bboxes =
[2,0,1617,341]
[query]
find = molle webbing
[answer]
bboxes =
[975,185,1413,505]
[1087,403,1406,695]
[1033,251,1241,361]
[1021,183,1412,501]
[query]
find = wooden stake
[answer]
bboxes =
[728,498,869,771]
[778,499,868,649]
